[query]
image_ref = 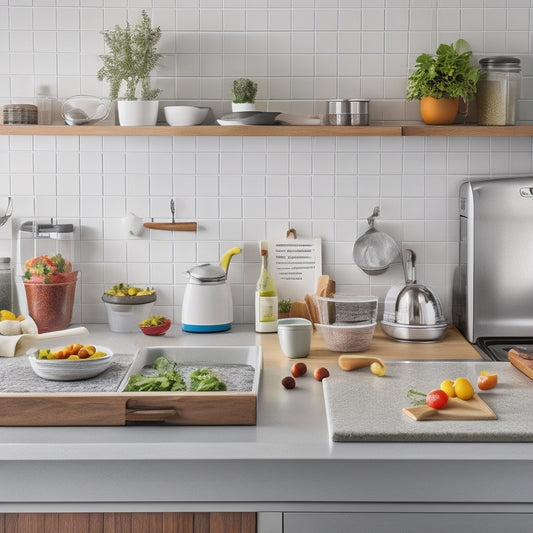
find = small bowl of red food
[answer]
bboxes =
[139,316,171,336]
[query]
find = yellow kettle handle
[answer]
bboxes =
[220,247,242,274]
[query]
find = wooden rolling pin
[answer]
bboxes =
[338,354,386,372]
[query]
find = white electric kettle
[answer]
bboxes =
[181,247,241,333]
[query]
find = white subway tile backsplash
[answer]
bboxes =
[1,2,533,324]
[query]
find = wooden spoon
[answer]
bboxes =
[304,294,319,331]
[338,354,386,372]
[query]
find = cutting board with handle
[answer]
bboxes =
[402,394,496,421]
[508,349,533,380]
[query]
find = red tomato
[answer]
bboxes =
[426,389,449,410]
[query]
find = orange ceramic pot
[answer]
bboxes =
[419,96,460,125]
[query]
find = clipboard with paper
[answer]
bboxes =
[260,229,322,303]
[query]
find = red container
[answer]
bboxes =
[24,277,77,333]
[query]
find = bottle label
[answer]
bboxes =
[259,296,277,322]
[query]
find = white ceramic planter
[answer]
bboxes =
[117,100,159,126]
[231,102,256,112]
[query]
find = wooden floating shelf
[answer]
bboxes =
[402,124,533,137]
[0,124,402,137]
[143,221,197,231]
[1,123,533,137]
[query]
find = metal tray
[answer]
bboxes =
[118,345,262,393]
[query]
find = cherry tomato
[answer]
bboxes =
[426,389,449,410]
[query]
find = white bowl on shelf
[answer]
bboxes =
[164,106,209,126]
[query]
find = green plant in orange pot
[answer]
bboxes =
[406,39,480,125]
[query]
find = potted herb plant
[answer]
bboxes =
[231,78,258,111]
[278,298,292,319]
[97,10,163,126]
[406,39,480,125]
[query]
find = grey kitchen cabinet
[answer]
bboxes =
[281,511,533,533]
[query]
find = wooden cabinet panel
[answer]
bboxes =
[163,512,194,533]
[194,512,256,533]
[0,512,251,533]
[3,513,103,533]
[106,512,132,533]
[102,512,194,533]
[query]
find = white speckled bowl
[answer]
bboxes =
[29,346,114,381]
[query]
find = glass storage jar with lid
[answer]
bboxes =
[476,56,521,126]
[0,257,12,311]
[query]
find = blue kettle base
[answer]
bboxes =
[182,323,232,333]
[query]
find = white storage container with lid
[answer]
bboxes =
[16,219,77,277]
[476,56,521,126]
[102,292,157,333]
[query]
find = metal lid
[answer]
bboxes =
[348,99,369,114]
[326,99,350,114]
[20,221,75,236]
[479,56,521,71]
[187,263,226,282]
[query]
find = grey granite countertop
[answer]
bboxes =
[0,324,532,512]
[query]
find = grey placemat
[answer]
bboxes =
[323,361,533,442]
[0,354,134,393]
[173,363,255,392]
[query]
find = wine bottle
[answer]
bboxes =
[255,249,278,333]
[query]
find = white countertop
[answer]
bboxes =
[1,324,533,512]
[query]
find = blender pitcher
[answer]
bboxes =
[16,219,79,333]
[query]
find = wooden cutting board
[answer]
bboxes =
[402,394,497,421]
[508,349,533,380]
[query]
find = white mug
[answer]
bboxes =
[277,318,312,358]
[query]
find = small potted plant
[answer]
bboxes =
[231,78,258,111]
[406,39,480,125]
[97,10,163,126]
[278,298,292,319]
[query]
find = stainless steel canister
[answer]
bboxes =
[326,99,369,126]
[348,99,369,125]
[326,99,350,125]
[476,57,521,126]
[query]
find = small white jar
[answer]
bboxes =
[277,318,312,358]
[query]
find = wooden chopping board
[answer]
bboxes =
[402,394,497,421]
[508,349,533,380]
